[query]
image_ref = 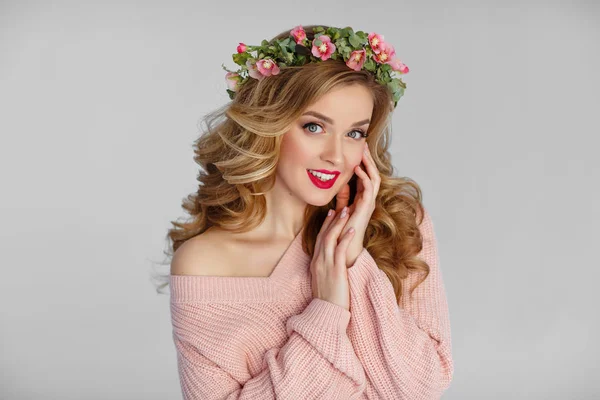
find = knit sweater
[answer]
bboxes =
[169,208,453,399]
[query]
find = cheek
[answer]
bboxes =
[348,150,364,169]
[280,131,314,165]
[339,150,363,183]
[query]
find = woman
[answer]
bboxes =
[166,25,453,399]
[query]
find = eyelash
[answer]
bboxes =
[302,122,368,140]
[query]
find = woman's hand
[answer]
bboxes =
[335,143,381,268]
[310,206,356,311]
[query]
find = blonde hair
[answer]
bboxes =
[153,25,430,304]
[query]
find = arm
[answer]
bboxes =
[346,208,454,399]
[170,297,367,399]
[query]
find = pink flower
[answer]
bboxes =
[346,48,366,71]
[368,32,385,54]
[388,58,409,74]
[225,72,241,91]
[311,35,336,61]
[246,60,264,80]
[372,41,396,64]
[237,43,247,53]
[290,25,306,44]
[256,59,280,77]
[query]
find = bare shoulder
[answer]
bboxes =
[170,229,225,276]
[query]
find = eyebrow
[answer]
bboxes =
[302,111,370,128]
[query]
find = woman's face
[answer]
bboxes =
[277,84,374,206]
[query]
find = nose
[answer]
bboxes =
[319,134,344,166]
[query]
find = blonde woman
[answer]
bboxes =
[164,25,453,399]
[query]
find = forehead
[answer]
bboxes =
[303,85,374,124]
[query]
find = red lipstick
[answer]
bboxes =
[307,169,340,189]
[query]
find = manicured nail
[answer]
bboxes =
[340,207,347,218]
[327,209,333,217]
[348,227,355,234]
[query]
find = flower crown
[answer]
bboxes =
[222,25,409,108]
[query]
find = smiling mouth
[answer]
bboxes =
[307,169,339,189]
[307,169,338,181]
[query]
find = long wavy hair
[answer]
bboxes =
[152,25,430,304]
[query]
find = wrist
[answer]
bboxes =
[345,246,364,268]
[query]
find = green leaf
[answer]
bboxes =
[387,79,400,92]
[279,37,291,47]
[393,86,405,103]
[287,40,297,52]
[355,31,368,41]
[296,54,306,64]
[388,77,406,90]
[278,41,289,57]
[226,89,236,100]
[314,26,325,33]
[335,37,349,49]
[341,47,351,59]
[349,34,361,48]
[341,27,354,38]
[313,39,322,47]
[364,58,376,72]
[232,52,251,66]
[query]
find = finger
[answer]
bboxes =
[354,165,374,198]
[335,226,355,270]
[356,171,364,192]
[362,147,381,188]
[335,183,350,213]
[324,206,350,266]
[315,208,336,255]
[348,203,356,215]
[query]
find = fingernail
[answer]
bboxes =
[327,209,333,217]
[340,207,347,218]
[348,227,355,234]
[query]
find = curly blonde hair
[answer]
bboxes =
[153,25,430,304]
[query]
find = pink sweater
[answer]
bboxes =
[169,208,453,399]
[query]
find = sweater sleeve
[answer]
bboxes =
[170,297,367,399]
[346,208,454,399]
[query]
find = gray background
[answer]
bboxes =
[1,0,598,399]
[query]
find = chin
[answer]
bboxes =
[299,182,344,208]
[304,196,334,208]
[293,185,336,208]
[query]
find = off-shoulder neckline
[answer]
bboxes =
[169,227,309,302]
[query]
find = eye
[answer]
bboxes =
[348,129,368,140]
[302,122,368,140]
[303,122,323,134]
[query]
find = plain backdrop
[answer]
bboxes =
[1,0,598,399]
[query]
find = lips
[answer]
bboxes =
[307,169,339,189]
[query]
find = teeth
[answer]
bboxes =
[309,169,335,181]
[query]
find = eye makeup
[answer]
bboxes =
[301,121,368,140]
